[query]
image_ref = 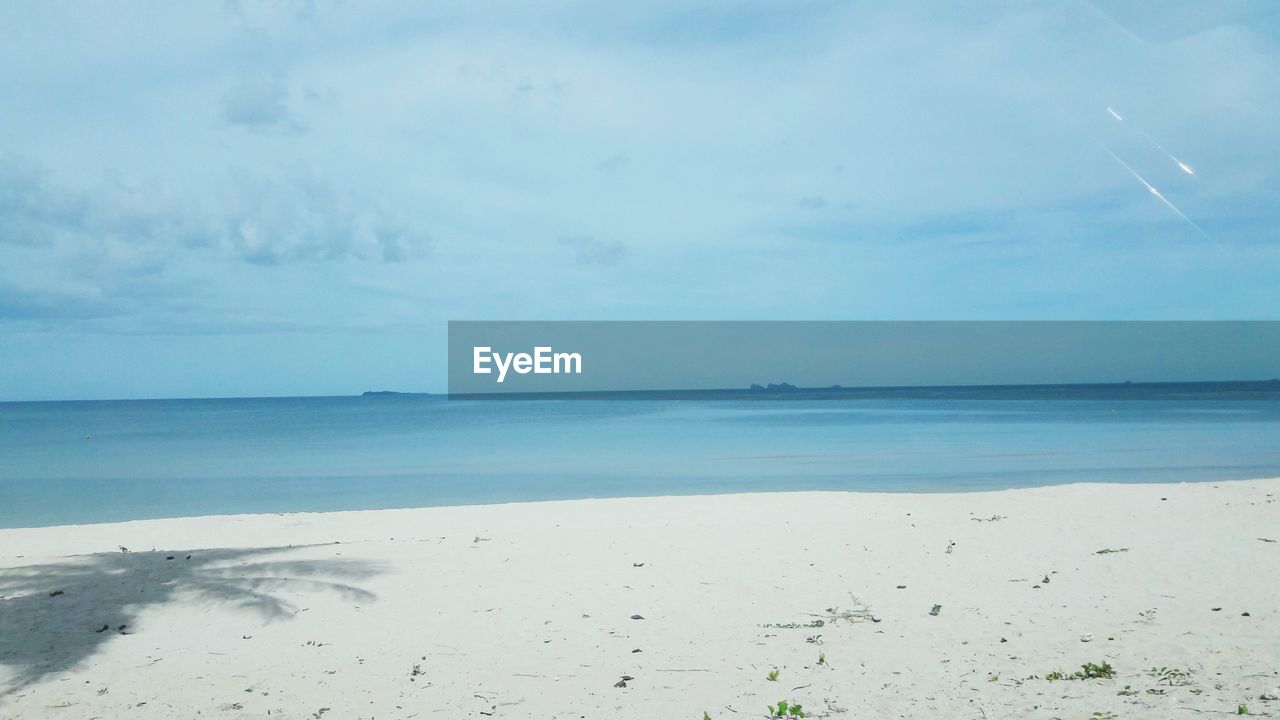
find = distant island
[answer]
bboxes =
[443,380,1279,401]
[361,391,431,397]
[749,382,798,392]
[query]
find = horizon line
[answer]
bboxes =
[4,377,1279,404]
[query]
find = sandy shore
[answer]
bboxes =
[2,480,1278,719]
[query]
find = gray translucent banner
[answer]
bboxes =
[446,321,1280,396]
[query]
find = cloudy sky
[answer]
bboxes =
[1,0,1277,400]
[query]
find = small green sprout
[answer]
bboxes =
[767,700,805,718]
[1045,662,1115,681]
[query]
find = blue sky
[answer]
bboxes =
[1,1,1277,400]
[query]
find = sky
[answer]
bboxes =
[1,0,1278,400]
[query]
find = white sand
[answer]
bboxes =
[2,479,1278,719]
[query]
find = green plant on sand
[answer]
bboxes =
[767,700,805,718]
[1045,661,1116,681]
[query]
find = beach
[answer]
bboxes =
[2,479,1278,719]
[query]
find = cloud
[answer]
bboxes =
[0,157,88,247]
[0,156,211,256]
[596,154,630,173]
[558,235,629,265]
[0,157,431,329]
[223,167,430,264]
[221,75,307,133]
[0,156,428,266]
[0,158,207,324]
[0,279,120,320]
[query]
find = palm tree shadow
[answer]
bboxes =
[0,545,381,697]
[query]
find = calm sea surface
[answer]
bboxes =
[2,382,1278,528]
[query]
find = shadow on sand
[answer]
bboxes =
[0,545,381,697]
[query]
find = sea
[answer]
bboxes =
[1,381,1278,528]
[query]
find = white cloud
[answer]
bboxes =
[558,235,628,266]
[222,75,307,133]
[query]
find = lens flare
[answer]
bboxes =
[1105,106,1197,177]
[1092,137,1221,251]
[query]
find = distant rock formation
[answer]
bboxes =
[361,390,429,397]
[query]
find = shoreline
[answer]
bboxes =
[3,478,1278,717]
[5,474,1279,534]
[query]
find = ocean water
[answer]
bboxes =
[2,382,1279,528]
